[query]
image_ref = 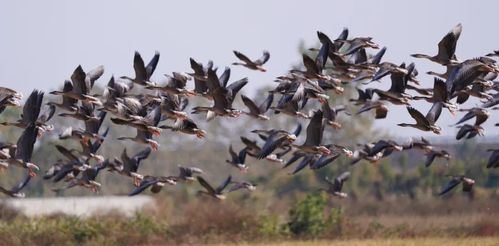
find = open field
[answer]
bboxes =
[0,196,497,245]
[223,238,499,246]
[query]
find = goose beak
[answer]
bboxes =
[215,194,226,200]
[196,130,206,139]
[319,146,331,155]
[174,111,189,120]
[90,181,102,187]
[239,165,249,172]
[463,178,475,185]
[330,122,342,129]
[28,168,37,177]
[93,154,105,163]
[150,127,162,137]
[149,141,160,151]
[27,163,40,173]
[344,150,354,158]
[318,98,328,104]
[334,192,348,198]
[334,86,344,94]
[131,173,144,187]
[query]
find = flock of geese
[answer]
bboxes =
[0,23,498,200]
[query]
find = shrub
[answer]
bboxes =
[258,214,288,238]
[287,194,328,237]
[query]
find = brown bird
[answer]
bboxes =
[411,23,462,65]
[232,50,270,72]
[438,175,474,195]
[398,104,443,134]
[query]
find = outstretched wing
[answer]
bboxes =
[216,175,232,193]
[303,110,324,147]
[228,145,239,162]
[258,93,274,113]
[133,147,152,162]
[145,51,160,79]
[233,50,253,64]
[438,177,461,195]
[407,106,430,126]
[241,94,261,115]
[333,171,350,192]
[255,50,270,65]
[15,124,38,162]
[426,102,443,125]
[10,174,32,193]
[197,176,216,194]
[129,178,157,196]
[257,133,287,159]
[436,24,462,61]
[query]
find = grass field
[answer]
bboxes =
[0,197,498,245]
[223,238,499,246]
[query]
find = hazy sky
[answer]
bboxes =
[1,0,498,138]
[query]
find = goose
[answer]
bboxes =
[356,100,388,119]
[188,58,211,95]
[367,140,403,157]
[240,136,287,163]
[228,181,257,192]
[241,93,273,120]
[160,93,189,121]
[192,68,247,121]
[0,90,55,135]
[52,160,109,193]
[398,104,443,134]
[232,50,270,72]
[52,66,102,105]
[425,149,450,167]
[146,72,197,96]
[0,174,31,198]
[160,118,206,139]
[120,51,160,87]
[197,175,232,200]
[108,147,152,186]
[322,101,348,129]
[486,50,499,57]
[340,37,380,56]
[272,97,310,119]
[254,125,301,159]
[128,175,177,196]
[226,145,248,172]
[456,124,484,140]
[411,23,462,65]
[46,145,91,183]
[0,95,21,116]
[454,108,490,126]
[48,80,78,112]
[176,166,203,182]
[3,124,40,177]
[438,175,475,195]
[116,106,162,150]
[320,172,350,198]
[486,149,499,168]
[402,137,433,152]
[446,58,497,97]
[292,110,330,155]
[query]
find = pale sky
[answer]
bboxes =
[1,0,498,137]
